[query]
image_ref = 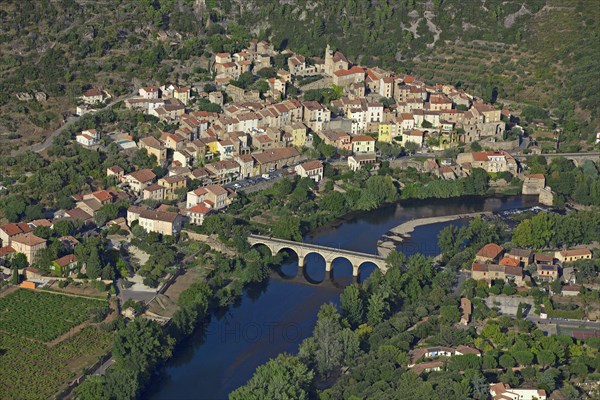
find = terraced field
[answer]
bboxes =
[412,41,560,107]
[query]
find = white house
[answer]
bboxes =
[187,203,212,225]
[489,383,547,400]
[76,129,100,147]
[139,86,160,99]
[295,160,323,183]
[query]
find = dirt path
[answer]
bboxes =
[33,287,107,302]
[0,285,19,298]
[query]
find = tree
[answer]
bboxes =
[340,284,364,327]
[11,265,20,284]
[86,248,102,279]
[272,215,302,241]
[513,350,534,366]
[11,253,28,270]
[75,375,107,399]
[471,373,489,400]
[470,142,482,152]
[440,304,461,325]
[2,195,26,222]
[498,353,515,369]
[539,368,560,392]
[537,350,556,368]
[438,224,461,259]
[367,292,388,325]
[229,354,314,400]
[404,141,419,154]
[313,316,343,377]
[113,318,173,377]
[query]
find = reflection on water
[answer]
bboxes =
[147,196,538,400]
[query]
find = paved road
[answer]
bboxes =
[526,315,600,329]
[93,358,116,376]
[513,152,600,159]
[20,92,137,155]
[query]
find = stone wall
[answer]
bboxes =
[539,186,554,206]
[481,137,520,151]
[522,176,545,195]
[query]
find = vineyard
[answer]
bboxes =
[0,326,113,400]
[0,289,107,342]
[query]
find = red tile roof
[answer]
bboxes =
[476,243,504,259]
[0,246,15,257]
[351,135,375,142]
[12,233,46,247]
[54,254,78,267]
[188,204,210,214]
[298,160,323,171]
[0,222,33,236]
[128,169,156,183]
[560,248,592,257]
[499,257,521,267]
[83,88,102,97]
[92,190,113,203]
[526,174,545,180]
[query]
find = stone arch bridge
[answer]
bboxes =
[248,234,388,277]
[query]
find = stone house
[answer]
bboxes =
[522,174,545,195]
[471,263,524,286]
[252,147,301,175]
[475,243,505,263]
[127,208,183,236]
[139,137,167,163]
[143,184,165,201]
[124,169,156,193]
[555,249,593,263]
[158,175,187,201]
[11,233,46,263]
[348,154,378,171]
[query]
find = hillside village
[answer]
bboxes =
[0,39,595,297]
[0,38,599,400]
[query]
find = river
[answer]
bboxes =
[147,195,539,399]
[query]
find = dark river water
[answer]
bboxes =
[147,195,539,400]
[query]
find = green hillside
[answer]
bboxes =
[0,0,598,153]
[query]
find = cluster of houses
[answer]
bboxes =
[125,84,190,118]
[0,220,81,278]
[97,41,511,187]
[407,344,548,399]
[471,243,593,293]
[211,42,505,143]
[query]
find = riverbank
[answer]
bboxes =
[376,211,493,257]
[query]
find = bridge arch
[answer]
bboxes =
[248,240,275,256]
[329,255,356,276]
[272,245,300,259]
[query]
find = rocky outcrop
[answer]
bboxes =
[14,91,48,102]
[15,92,33,101]
[34,92,48,102]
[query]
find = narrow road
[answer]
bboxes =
[526,315,600,329]
[94,357,116,376]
